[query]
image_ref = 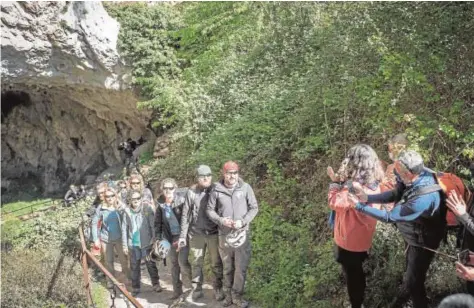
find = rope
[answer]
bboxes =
[419,245,457,261]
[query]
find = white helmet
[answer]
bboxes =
[156,239,171,258]
[225,229,247,248]
[147,239,171,263]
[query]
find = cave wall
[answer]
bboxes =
[1,1,150,196]
[1,83,148,195]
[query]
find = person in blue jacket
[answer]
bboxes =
[349,150,446,308]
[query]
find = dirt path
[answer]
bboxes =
[107,262,224,308]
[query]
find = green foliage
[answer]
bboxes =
[1,198,55,217]
[1,198,94,307]
[2,198,92,252]
[105,2,184,129]
[111,2,474,307]
[1,249,86,308]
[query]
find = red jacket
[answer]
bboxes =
[328,183,381,252]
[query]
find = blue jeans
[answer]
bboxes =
[130,246,159,289]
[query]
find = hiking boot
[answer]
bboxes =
[131,288,140,297]
[222,288,232,307]
[222,296,233,307]
[214,288,225,301]
[233,296,249,308]
[192,285,204,301]
[169,289,183,300]
[153,283,162,293]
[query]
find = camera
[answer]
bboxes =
[458,249,470,265]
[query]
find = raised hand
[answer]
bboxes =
[327,166,338,182]
[456,261,474,281]
[447,190,467,217]
[347,193,360,208]
[352,182,368,202]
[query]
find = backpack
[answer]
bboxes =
[404,168,473,227]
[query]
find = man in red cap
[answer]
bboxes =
[207,161,258,308]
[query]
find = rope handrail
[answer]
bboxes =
[3,199,56,215]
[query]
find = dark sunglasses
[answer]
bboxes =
[105,194,115,198]
[131,197,141,201]
[163,187,175,191]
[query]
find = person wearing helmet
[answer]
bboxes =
[64,184,80,206]
[122,190,161,296]
[92,187,130,288]
[154,178,192,300]
[118,136,146,176]
[206,161,259,308]
[179,165,224,301]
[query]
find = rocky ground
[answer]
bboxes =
[105,261,224,308]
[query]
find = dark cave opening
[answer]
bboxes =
[1,90,32,121]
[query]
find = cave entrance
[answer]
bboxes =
[1,90,32,121]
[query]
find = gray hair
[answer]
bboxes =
[343,144,384,185]
[389,133,409,146]
[438,293,474,308]
[161,178,177,190]
[398,150,424,175]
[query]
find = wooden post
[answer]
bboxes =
[79,225,93,306]
[78,225,143,308]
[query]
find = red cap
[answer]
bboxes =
[222,161,239,173]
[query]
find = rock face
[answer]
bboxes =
[1,1,149,196]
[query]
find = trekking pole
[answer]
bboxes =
[420,246,457,261]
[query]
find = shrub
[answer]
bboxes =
[1,249,86,308]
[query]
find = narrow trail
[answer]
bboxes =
[107,262,224,308]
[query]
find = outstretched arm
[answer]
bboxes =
[355,192,439,223]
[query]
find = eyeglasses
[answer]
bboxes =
[131,197,141,201]
[131,182,140,185]
[105,194,115,198]
[226,171,238,175]
[163,187,175,191]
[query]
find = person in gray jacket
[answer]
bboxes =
[206,161,259,308]
[179,165,224,301]
[122,190,161,297]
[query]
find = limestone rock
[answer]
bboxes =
[1,1,151,196]
[1,1,130,90]
[153,134,170,159]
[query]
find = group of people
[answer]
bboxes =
[328,134,474,308]
[88,161,258,308]
[64,184,87,206]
